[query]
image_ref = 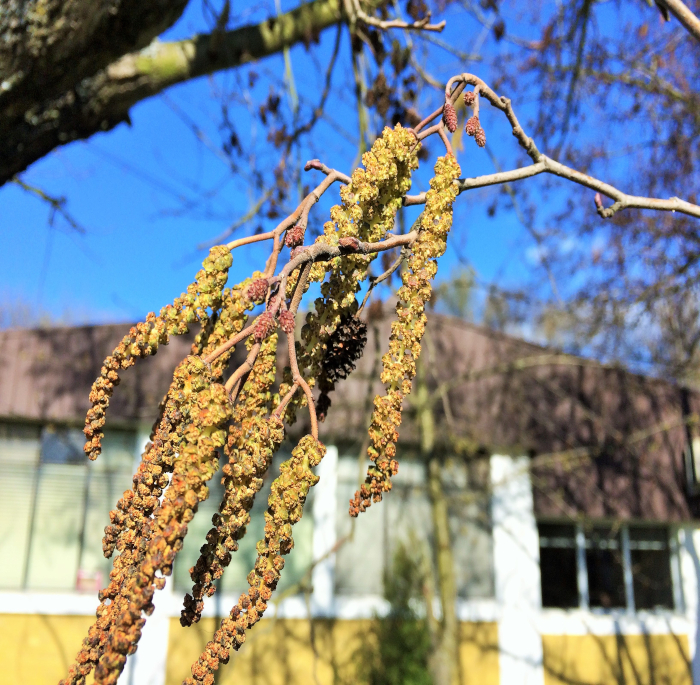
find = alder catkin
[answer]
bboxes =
[280,125,419,424]
[350,154,461,516]
[182,335,282,626]
[83,246,233,461]
[185,436,326,685]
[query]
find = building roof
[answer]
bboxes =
[1,311,699,521]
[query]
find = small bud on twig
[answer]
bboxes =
[279,310,295,334]
[285,225,304,248]
[247,278,269,303]
[465,116,480,137]
[443,100,458,133]
[339,236,361,250]
[253,312,277,341]
[463,91,476,107]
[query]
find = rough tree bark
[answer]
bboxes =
[0,0,343,186]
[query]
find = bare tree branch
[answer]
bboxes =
[656,0,700,44]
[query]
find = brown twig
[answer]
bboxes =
[273,382,300,418]
[286,329,318,439]
[202,323,255,364]
[224,341,261,400]
[349,0,446,32]
[358,249,407,314]
[289,262,313,315]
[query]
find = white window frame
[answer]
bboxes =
[541,521,684,614]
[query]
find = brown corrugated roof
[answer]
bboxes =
[1,314,698,520]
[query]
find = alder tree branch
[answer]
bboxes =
[10,177,86,234]
[656,0,700,44]
[403,74,700,221]
[0,0,345,185]
[349,0,446,32]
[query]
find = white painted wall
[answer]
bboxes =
[311,444,338,617]
[490,454,545,685]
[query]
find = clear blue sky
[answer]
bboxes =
[0,0,627,329]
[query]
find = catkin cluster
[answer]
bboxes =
[280,125,418,422]
[186,435,326,685]
[63,357,232,685]
[350,154,461,516]
[182,334,282,626]
[83,246,233,461]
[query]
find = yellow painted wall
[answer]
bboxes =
[0,614,498,685]
[165,618,500,685]
[542,633,692,685]
[0,614,95,685]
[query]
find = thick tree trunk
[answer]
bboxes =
[0,0,343,186]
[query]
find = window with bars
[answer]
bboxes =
[538,521,680,612]
[0,422,316,596]
[0,422,136,592]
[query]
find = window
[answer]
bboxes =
[335,454,494,599]
[586,526,626,609]
[629,526,674,610]
[0,422,136,592]
[538,521,679,612]
[538,523,578,608]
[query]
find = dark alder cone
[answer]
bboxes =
[279,310,295,334]
[247,278,269,303]
[475,128,486,148]
[317,316,368,421]
[442,100,458,133]
[285,224,304,248]
[465,115,480,137]
[463,91,476,107]
[253,312,277,341]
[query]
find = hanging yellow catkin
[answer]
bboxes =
[83,246,233,461]
[96,357,232,685]
[186,435,326,685]
[63,357,232,685]
[182,333,281,626]
[350,153,461,516]
[280,125,419,423]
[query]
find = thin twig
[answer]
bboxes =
[225,341,261,400]
[286,332,318,439]
[203,323,255,364]
[358,250,406,314]
[350,0,446,32]
[11,177,86,234]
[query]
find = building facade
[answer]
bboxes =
[1,316,699,685]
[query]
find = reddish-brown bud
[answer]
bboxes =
[475,128,486,148]
[465,116,480,137]
[279,310,295,334]
[253,312,277,341]
[338,236,361,250]
[443,100,457,133]
[285,224,304,248]
[247,278,268,303]
[290,246,306,260]
[463,91,476,107]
